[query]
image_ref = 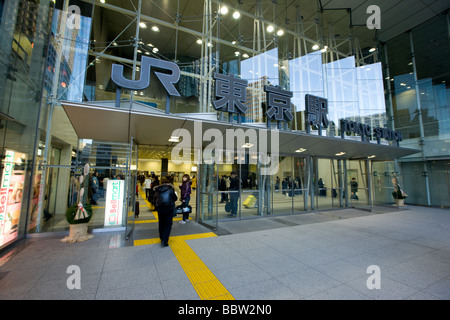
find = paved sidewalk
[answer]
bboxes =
[0,205,449,300]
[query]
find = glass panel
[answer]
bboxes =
[271,156,293,215]
[347,159,370,210]
[316,158,333,210]
[293,157,308,212]
[217,162,238,220]
[240,47,279,123]
[429,161,450,207]
[331,159,345,209]
[199,162,218,228]
[372,161,396,205]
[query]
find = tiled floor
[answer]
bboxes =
[0,204,449,300]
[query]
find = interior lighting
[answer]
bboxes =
[169,136,181,143]
[277,29,285,36]
[139,22,147,28]
[295,148,307,153]
[335,152,346,156]
[242,143,254,148]
[220,6,228,15]
[312,44,320,50]
[151,26,160,32]
[233,11,240,19]
[266,25,274,33]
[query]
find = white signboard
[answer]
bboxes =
[104,179,124,226]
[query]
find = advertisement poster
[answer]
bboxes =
[0,150,26,247]
[104,179,124,226]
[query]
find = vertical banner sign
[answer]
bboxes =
[0,150,25,247]
[104,179,124,226]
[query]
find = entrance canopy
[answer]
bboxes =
[61,100,419,161]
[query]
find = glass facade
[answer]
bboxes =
[0,0,446,249]
[382,11,450,207]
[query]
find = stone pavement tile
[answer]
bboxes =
[422,277,450,299]
[346,276,419,300]
[313,259,368,283]
[382,263,443,290]
[211,263,272,289]
[97,265,160,292]
[305,284,373,300]
[95,281,166,300]
[23,272,100,300]
[254,256,308,277]
[275,267,342,298]
[403,254,450,278]
[0,266,47,300]
[159,274,200,300]
[190,247,250,271]
[291,248,342,267]
[230,278,301,300]
[408,237,448,250]
[406,290,446,300]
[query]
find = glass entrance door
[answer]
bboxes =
[347,159,371,210]
[199,161,218,229]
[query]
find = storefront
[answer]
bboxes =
[56,98,417,232]
[5,0,445,250]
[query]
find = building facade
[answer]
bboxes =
[0,0,448,250]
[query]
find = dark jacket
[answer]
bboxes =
[154,183,177,209]
[229,176,240,199]
[180,181,192,200]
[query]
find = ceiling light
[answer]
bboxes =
[220,6,228,15]
[368,155,376,159]
[369,47,376,52]
[151,25,160,32]
[235,51,240,56]
[312,44,320,50]
[242,53,249,58]
[266,25,274,33]
[100,0,105,3]
[145,51,150,55]
[277,29,285,36]
[295,148,307,153]
[169,136,181,143]
[196,39,202,45]
[335,152,346,156]
[152,47,159,53]
[242,143,254,148]
[147,43,154,47]
[207,42,213,47]
[232,41,237,45]
[233,11,240,19]
[321,46,328,53]
[112,42,118,46]
[139,22,147,28]
[400,83,406,86]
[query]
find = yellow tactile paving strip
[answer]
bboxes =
[134,188,234,300]
[135,233,234,300]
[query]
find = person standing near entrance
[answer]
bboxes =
[350,177,359,200]
[144,175,152,201]
[154,178,178,247]
[179,174,192,224]
[228,171,240,217]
